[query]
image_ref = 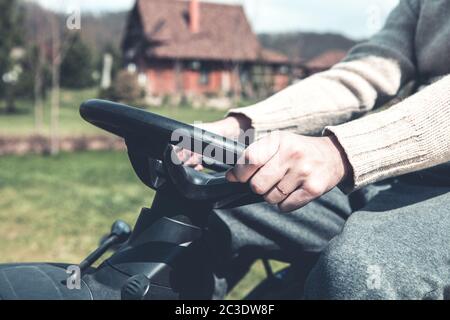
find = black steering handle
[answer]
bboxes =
[80,99,247,166]
[80,99,263,206]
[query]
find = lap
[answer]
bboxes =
[207,187,353,264]
[305,181,450,299]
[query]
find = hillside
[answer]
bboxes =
[259,32,358,62]
[79,12,128,54]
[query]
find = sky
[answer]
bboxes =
[31,0,400,39]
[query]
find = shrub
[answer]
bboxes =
[100,70,146,106]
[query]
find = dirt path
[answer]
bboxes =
[0,135,125,156]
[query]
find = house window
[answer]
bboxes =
[239,69,250,84]
[279,66,289,74]
[190,61,201,70]
[199,67,210,85]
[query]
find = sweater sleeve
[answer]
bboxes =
[227,0,420,139]
[326,75,450,192]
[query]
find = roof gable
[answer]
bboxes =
[134,0,262,61]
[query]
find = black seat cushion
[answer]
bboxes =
[0,263,92,300]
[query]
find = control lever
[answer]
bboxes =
[121,274,151,300]
[79,220,132,273]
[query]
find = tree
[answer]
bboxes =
[49,13,62,155]
[60,33,95,89]
[32,39,48,132]
[48,10,78,155]
[24,2,51,132]
[12,44,51,102]
[0,0,24,113]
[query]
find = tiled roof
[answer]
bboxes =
[260,48,290,64]
[133,0,287,63]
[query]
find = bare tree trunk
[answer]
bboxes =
[5,86,16,114]
[50,62,61,155]
[28,4,49,134]
[50,15,61,156]
[34,76,45,133]
[34,45,45,133]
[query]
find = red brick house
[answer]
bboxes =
[121,0,291,101]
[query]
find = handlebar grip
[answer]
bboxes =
[176,127,246,167]
[80,99,247,166]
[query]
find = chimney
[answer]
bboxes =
[189,0,200,33]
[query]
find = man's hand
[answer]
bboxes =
[226,131,351,212]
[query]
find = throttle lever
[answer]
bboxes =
[79,220,132,273]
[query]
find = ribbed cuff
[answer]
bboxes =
[325,75,450,192]
[324,110,425,192]
[227,104,273,140]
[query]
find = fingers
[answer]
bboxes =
[277,188,315,212]
[227,132,281,183]
[248,154,288,195]
[183,152,202,167]
[174,147,188,164]
[263,170,304,204]
[278,179,327,212]
[194,164,204,171]
[175,147,204,170]
[224,131,334,213]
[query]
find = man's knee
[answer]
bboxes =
[304,212,396,299]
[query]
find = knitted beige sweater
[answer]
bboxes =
[229,0,450,191]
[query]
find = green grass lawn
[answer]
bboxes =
[0,151,148,262]
[0,88,225,137]
[0,151,279,299]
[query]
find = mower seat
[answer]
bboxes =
[0,263,92,300]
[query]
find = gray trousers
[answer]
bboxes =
[208,163,450,299]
